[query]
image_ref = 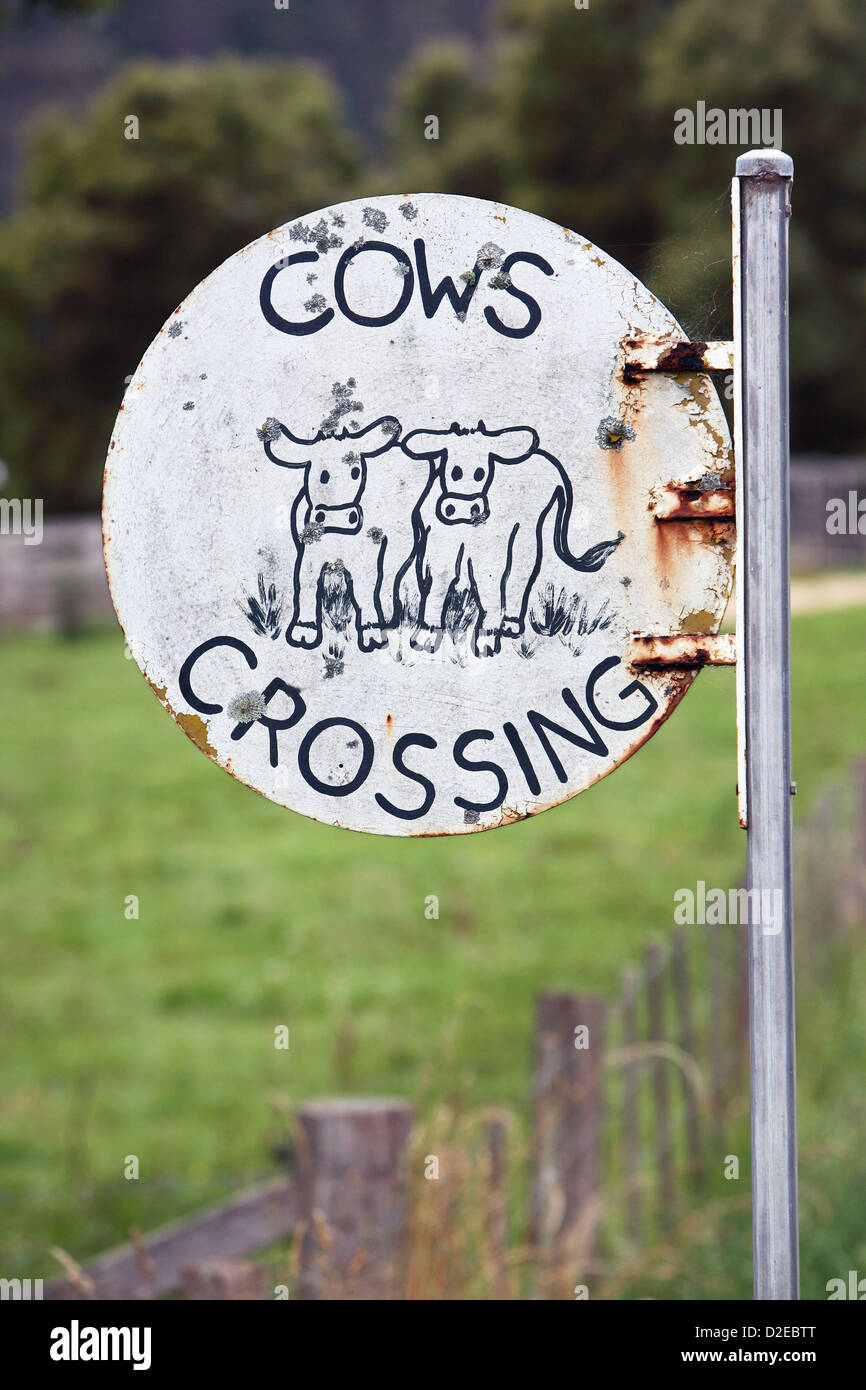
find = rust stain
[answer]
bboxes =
[652,501,680,580]
[656,341,709,372]
[603,424,636,519]
[143,672,217,759]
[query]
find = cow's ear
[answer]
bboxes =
[261,421,313,468]
[401,429,450,460]
[489,426,538,464]
[354,416,401,457]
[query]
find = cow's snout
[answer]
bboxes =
[436,493,489,526]
[308,501,363,534]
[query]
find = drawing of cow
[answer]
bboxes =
[401,421,623,657]
[261,415,426,651]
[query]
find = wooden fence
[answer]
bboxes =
[45,760,866,1300]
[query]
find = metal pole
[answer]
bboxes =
[734,148,799,1300]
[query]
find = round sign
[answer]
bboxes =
[104,194,734,836]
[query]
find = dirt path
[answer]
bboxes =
[791,571,866,614]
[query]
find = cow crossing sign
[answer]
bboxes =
[104,193,735,837]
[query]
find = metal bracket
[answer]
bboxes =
[628,632,736,670]
[651,478,736,521]
[622,335,734,382]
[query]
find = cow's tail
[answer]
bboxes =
[559,527,625,572]
[546,459,624,572]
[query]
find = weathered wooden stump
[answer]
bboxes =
[180,1259,267,1301]
[529,992,607,1295]
[296,1098,414,1301]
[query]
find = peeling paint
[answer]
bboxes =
[176,711,217,756]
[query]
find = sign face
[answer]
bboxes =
[104,194,734,836]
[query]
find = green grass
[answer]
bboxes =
[1,606,865,1287]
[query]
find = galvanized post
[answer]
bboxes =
[733,149,799,1300]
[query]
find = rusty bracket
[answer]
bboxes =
[651,477,736,521]
[628,632,736,670]
[622,335,734,383]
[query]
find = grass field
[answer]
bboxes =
[2,605,865,1291]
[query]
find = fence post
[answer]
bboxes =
[621,966,643,1244]
[296,1098,414,1301]
[855,759,866,923]
[708,925,727,1145]
[180,1260,267,1301]
[645,942,675,1228]
[483,1108,511,1300]
[530,992,607,1294]
[671,929,703,1189]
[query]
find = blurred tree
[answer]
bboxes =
[384,39,509,201]
[0,59,363,510]
[493,0,675,259]
[1,0,113,20]
[645,0,866,449]
[386,0,866,453]
[386,1,675,277]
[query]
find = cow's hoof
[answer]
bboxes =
[287,622,319,649]
[410,624,440,653]
[500,616,523,639]
[359,623,387,652]
[475,628,502,658]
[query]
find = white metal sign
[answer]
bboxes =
[103,194,734,836]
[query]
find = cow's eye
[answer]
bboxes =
[320,470,330,484]
[473,468,485,482]
[452,466,463,480]
[351,467,360,480]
